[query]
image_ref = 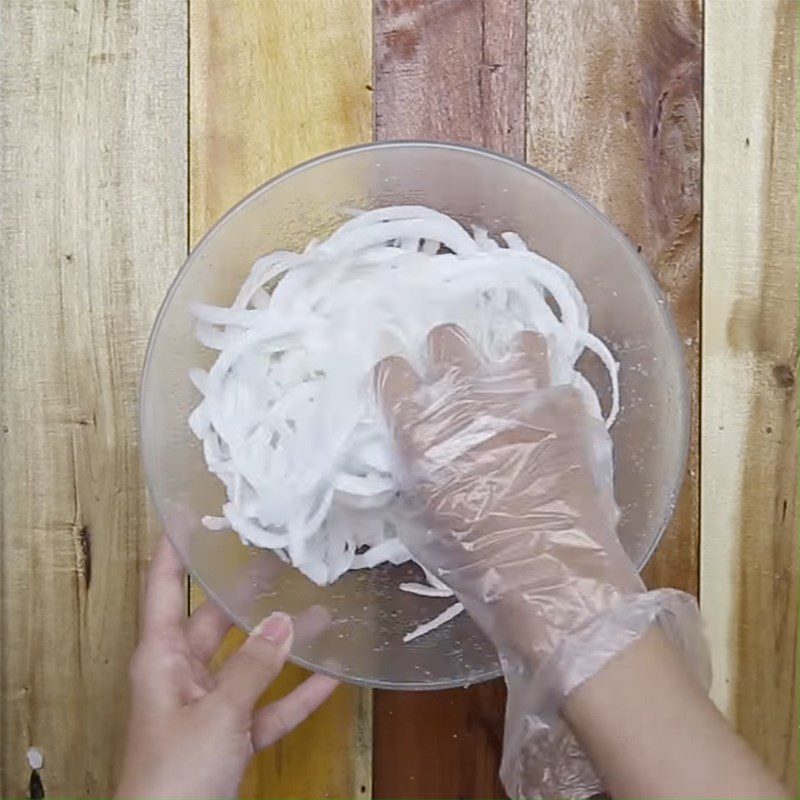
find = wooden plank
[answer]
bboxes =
[373,1,525,796]
[0,1,187,797]
[374,1,703,796]
[701,0,798,791]
[190,0,373,236]
[188,2,373,798]
[527,0,703,597]
[373,681,507,799]
[375,0,526,154]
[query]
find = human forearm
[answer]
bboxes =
[563,627,788,800]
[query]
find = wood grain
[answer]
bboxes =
[701,0,798,790]
[375,0,527,155]
[190,0,373,241]
[373,1,525,797]
[373,681,507,799]
[189,2,373,798]
[374,1,702,796]
[527,0,702,596]
[0,0,187,797]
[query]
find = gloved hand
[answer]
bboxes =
[375,324,709,800]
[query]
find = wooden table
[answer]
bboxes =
[1,1,796,797]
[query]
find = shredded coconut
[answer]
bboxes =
[189,205,619,640]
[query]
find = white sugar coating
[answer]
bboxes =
[189,205,619,640]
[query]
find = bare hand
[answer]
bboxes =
[115,537,338,799]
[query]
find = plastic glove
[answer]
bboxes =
[375,324,709,800]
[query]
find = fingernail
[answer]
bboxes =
[256,611,291,644]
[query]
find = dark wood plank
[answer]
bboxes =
[373,682,507,799]
[373,1,702,797]
[375,0,526,155]
[525,0,702,598]
[373,1,525,797]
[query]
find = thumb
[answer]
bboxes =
[214,612,293,713]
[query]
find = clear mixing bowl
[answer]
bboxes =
[140,141,689,690]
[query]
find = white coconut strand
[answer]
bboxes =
[189,205,620,641]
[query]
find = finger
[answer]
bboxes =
[508,330,550,386]
[143,536,188,636]
[426,323,480,380]
[252,673,339,751]
[212,612,293,712]
[186,599,234,663]
[374,355,423,435]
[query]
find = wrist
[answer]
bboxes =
[545,589,708,700]
[563,621,787,800]
[456,558,644,669]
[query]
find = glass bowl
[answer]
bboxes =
[140,141,689,689]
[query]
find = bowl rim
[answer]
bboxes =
[140,139,691,690]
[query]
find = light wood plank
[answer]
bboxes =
[189,2,373,797]
[190,0,373,242]
[701,0,798,790]
[0,1,187,797]
[373,1,526,796]
[527,0,702,597]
